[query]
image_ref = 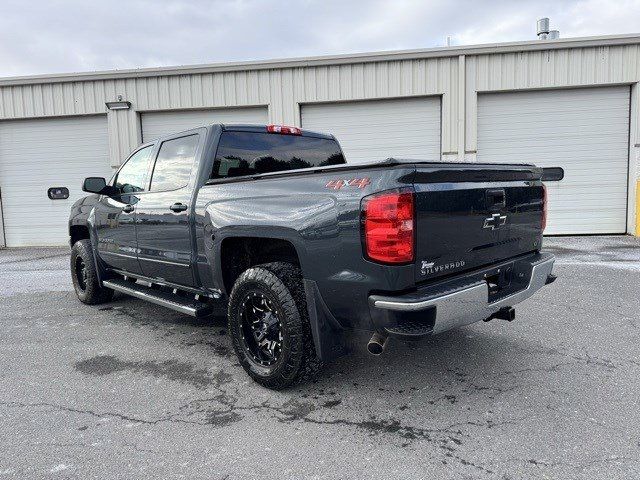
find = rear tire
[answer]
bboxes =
[227,262,322,389]
[70,239,114,305]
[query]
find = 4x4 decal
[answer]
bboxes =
[325,178,371,190]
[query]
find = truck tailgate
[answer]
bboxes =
[412,164,545,284]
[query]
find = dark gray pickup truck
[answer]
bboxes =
[69,124,558,389]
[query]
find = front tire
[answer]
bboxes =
[228,262,322,389]
[70,239,114,305]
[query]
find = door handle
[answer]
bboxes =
[486,189,506,208]
[169,203,188,212]
[122,204,134,213]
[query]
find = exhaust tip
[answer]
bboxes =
[367,332,388,356]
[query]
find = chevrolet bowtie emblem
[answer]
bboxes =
[483,213,507,230]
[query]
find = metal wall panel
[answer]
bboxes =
[478,86,630,234]
[140,107,268,142]
[301,97,441,164]
[2,44,637,163]
[466,44,640,152]
[0,115,110,246]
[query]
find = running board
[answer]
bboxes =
[103,279,214,317]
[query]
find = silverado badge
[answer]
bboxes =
[421,260,465,276]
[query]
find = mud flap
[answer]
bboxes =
[303,279,349,362]
[87,211,106,287]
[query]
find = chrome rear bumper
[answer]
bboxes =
[369,253,555,335]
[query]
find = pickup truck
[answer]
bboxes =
[69,124,557,389]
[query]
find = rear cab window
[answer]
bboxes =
[149,134,199,191]
[211,131,345,180]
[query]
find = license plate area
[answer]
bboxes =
[485,262,514,299]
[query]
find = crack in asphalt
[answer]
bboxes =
[495,361,576,376]
[0,401,163,425]
[171,393,543,475]
[491,454,640,471]
[0,391,504,475]
[543,347,638,371]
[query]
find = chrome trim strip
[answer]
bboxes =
[103,280,198,316]
[137,255,190,267]
[100,250,189,267]
[373,282,485,311]
[100,250,137,260]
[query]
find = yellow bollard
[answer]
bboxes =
[637,181,640,236]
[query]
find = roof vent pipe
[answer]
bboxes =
[537,18,550,39]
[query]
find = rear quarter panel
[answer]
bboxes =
[194,165,416,330]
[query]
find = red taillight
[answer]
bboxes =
[541,184,548,232]
[362,190,414,264]
[267,124,301,135]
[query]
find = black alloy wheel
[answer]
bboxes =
[75,256,88,291]
[239,291,283,367]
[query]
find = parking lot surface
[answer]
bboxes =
[0,236,639,479]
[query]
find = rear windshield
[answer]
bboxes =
[211,131,345,179]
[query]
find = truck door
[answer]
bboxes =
[134,132,201,287]
[93,145,154,274]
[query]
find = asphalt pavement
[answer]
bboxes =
[0,236,639,479]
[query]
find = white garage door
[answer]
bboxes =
[478,87,629,235]
[0,115,110,247]
[141,107,268,142]
[301,97,441,164]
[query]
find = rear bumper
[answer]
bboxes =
[368,252,555,338]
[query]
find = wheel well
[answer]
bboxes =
[220,237,301,294]
[70,225,90,246]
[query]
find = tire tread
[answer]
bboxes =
[70,239,114,305]
[227,262,322,389]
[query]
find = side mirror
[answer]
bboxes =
[82,177,108,194]
[541,167,564,182]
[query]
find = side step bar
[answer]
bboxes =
[103,279,214,317]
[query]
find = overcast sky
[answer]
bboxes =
[1,0,639,78]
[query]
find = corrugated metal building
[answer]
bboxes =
[1,34,639,246]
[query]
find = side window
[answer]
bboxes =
[149,135,199,192]
[113,146,153,194]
